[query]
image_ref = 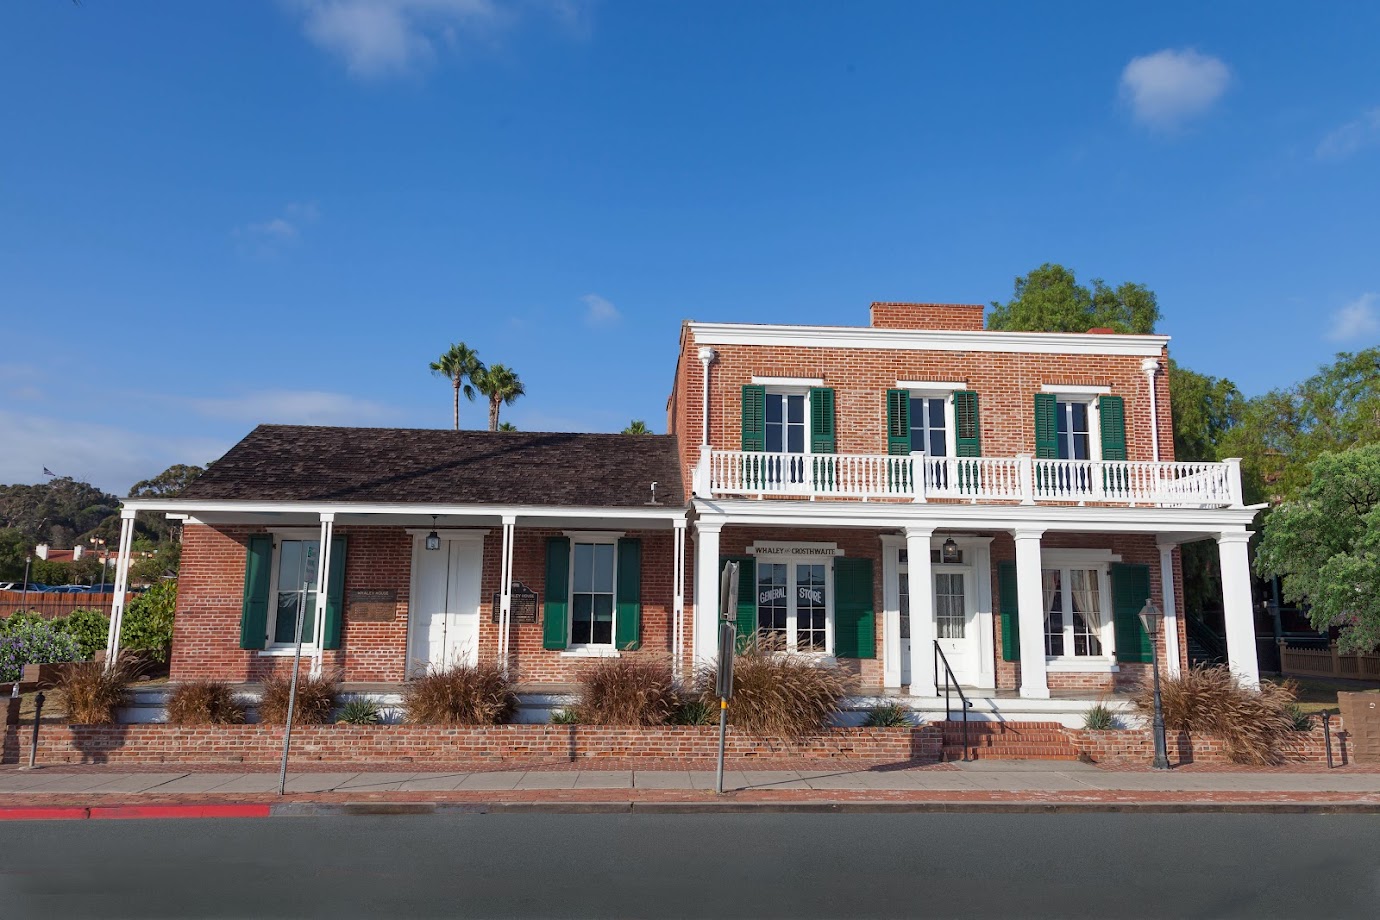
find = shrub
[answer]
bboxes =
[0,619,82,683]
[56,608,111,661]
[120,580,177,663]
[862,702,915,728]
[1131,664,1299,765]
[0,610,46,636]
[669,698,718,726]
[1083,703,1118,731]
[1285,703,1314,732]
[336,698,382,725]
[402,663,516,725]
[166,680,246,725]
[572,658,678,726]
[695,642,847,739]
[58,655,137,724]
[258,673,337,726]
[549,708,581,725]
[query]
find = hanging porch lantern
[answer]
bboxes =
[425,516,441,552]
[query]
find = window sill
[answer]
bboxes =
[257,648,321,657]
[559,647,621,659]
[1045,657,1119,673]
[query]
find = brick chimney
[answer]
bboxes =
[869,302,986,332]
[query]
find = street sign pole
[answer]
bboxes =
[278,581,309,796]
[715,561,739,796]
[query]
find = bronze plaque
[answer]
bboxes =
[491,583,540,624]
[348,589,397,622]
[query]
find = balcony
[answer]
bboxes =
[694,448,1244,508]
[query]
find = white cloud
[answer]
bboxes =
[1328,293,1380,344]
[1119,48,1231,130]
[186,389,404,426]
[236,201,320,255]
[1316,108,1380,161]
[580,293,620,326]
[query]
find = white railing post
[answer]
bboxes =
[694,444,714,497]
[1222,457,1244,507]
[1017,454,1034,505]
[909,451,926,503]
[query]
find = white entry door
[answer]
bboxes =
[408,535,483,676]
[933,567,980,686]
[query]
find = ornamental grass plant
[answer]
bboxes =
[571,657,679,726]
[862,702,915,728]
[166,680,246,725]
[402,662,516,725]
[57,654,138,724]
[695,638,847,739]
[1131,664,1299,765]
[257,673,338,726]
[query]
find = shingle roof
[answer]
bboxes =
[179,425,684,508]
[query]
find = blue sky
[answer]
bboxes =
[2,1,1378,493]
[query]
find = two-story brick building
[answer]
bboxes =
[107,301,1263,724]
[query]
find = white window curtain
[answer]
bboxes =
[1070,569,1102,637]
[1041,570,1058,631]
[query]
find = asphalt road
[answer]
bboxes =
[3,812,1378,918]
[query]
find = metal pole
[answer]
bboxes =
[277,582,309,796]
[22,556,31,610]
[27,691,45,769]
[1151,630,1171,770]
[715,697,728,795]
[1323,710,1335,769]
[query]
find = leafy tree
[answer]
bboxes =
[622,420,652,434]
[987,263,1160,335]
[0,527,28,581]
[1167,361,1244,463]
[1256,445,1380,651]
[497,422,518,431]
[474,364,525,431]
[429,342,485,431]
[120,580,177,663]
[0,477,120,546]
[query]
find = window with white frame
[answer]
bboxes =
[764,390,808,454]
[570,541,617,646]
[1055,400,1094,461]
[1043,565,1109,658]
[754,557,831,652]
[270,538,320,647]
[908,395,949,457]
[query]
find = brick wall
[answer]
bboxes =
[1066,726,1340,767]
[868,302,986,331]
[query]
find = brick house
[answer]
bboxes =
[108,301,1263,723]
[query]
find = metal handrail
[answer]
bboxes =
[1185,614,1227,664]
[934,640,972,763]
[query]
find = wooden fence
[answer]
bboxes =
[0,591,119,619]
[1279,640,1380,681]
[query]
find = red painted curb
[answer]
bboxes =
[0,807,90,821]
[89,804,272,820]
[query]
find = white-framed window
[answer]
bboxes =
[752,555,833,653]
[1055,400,1093,461]
[268,536,321,649]
[908,395,950,457]
[569,538,618,648]
[764,389,809,455]
[1042,565,1112,658]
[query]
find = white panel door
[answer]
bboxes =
[408,537,483,675]
[933,568,980,687]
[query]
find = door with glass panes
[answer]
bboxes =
[899,551,980,688]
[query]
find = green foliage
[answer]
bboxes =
[129,465,205,542]
[987,263,1160,335]
[55,608,111,660]
[0,610,46,635]
[668,698,718,726]
[1256,444,1380,651]
[1082,703,1117,731]
[1168,360,1245,463]
[129,541,181,583]
[862,702,915,728]
[0,618,82,682]
[430,341,485,430]
[335,697,382,725]
[1284,703,1314,732]
[622,420,652,435]
[119,580,177,663]
[549,708,581,724]
[497,422,518,431]
[474,363,525,431]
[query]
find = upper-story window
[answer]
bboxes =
[1055,400,1092,461]
[1035,391,1127,463]
[909,396,949,457]
[765,391,808,454]
[887,387,980,458]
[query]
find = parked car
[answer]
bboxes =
[0,582,18,591]
[50,585,91,593]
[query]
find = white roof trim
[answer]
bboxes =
[1041,384,1113,395]
[124,498,687,521]
[897,380,968,392]
[751,375,825,387]
[690,322,1169,357]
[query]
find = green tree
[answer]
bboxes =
[987,263,1160,335]
[120,579,178,663]
[474,364,525,431]
[622,420,651,434]
[429,342,485,431]
[129,463,206,542]
[1256,445,1380,651]
[497,422,518,431]
[1168,361,1245,463]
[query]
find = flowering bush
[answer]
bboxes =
[0,620,81,683]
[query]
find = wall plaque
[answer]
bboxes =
[491,582,540,624]
[348,589,397,622]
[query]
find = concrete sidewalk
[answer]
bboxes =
[4,761,1380,796]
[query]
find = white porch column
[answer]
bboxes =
[1217,530,1259,688]
[310,513,335,678]
[906,527,937,696]
[1157,538,1182,678]
[497,514,516,670]
[673,518,687,681]
[103,509,137,670]
[692,521,722,663]
[1013,528,1049,699]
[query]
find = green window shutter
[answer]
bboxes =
[1098,395,1128,461]
[998,561,1020,662]
[720,556,757,653]
[239,534,273,650]
[955,390,981,457]
[886,389,911,455]
[321,536,348,650]
[1034,393,1059,459]
[1111,562,1153,664]
[741,385,766,451]
[542,537,571,650]
[833,557,875,659]
[614,538,642,651]
[809,387,837,453]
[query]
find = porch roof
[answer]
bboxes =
[175,424,684,509]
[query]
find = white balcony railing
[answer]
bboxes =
[696,448,1243,508]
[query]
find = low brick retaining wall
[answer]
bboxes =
[1066,726,1343,766]
[3,723,943,766]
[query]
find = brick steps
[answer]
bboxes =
[936,720,1081,762]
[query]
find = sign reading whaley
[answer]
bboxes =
[747,544,843,557]
[491,582,540,624]
[347,589,396,622]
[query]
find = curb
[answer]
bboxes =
[0,804,271,821]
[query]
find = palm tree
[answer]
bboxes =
[475,364,525,431]
[622,420,651,434]
[498,422,518,431]
[429,343,485,431]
